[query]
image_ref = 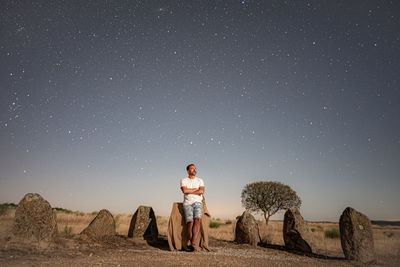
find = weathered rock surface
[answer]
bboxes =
[12,193,58,241]
[283,208,315,253]
[234,211,260,246]
[339,207,375,263]
[128,206,158,241]
[81,209,116,238]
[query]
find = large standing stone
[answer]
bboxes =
[128,206,158,241]
[339,207,375,263]
[283,208,315,253]
[12,193,58,241]
[234,211,260,246]
[81,209,116,238]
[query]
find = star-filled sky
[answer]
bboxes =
[1,0,399,221]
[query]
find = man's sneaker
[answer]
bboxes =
[184,245,194,252]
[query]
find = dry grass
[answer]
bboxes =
[54,211,400,258]
[1,208,400,263]
[307,222,342,256]
[371,224,400,262]
[156,216,169,236]
[56,212,134,235]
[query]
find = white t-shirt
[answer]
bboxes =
[180,177,204,206]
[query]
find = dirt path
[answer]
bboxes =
[0,247,353,267]
[0,234,363,267]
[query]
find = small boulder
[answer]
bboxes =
[81,209,116,238]
[283,208,315,253]
[12,193,58,241]
[339,207,375,263]
[128,206,158,241]
[234,211,260,246]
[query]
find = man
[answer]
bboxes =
[180,163,205,252]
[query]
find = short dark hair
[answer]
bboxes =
[186,164,195,171]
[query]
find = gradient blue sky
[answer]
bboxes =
[1,0,399,221]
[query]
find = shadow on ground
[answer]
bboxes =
[258,242,346,261]
[146,235,170,251]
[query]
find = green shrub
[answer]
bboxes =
[53,207,73,214]
[325,228,340,239]
[0,204,9,216]
[115,214,121,229]
[209,221,221,228]
[0,203,17,216]
[312,226,324,232]
[384,231,394,238]
[63,225,73,236]
[225,220,232,225]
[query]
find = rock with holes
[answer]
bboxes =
[12,193,58,241]
[81,209,116,238]
[339,207,375,263]
[234,211,260,246]
[283,208,315,253]
[128,206,158,241]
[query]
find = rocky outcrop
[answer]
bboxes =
[283,208,315,253]
[81,209,116,238]
[128,206,158,241]
[339,207,375,263]
[234,211,260,246]
[12,193,58,241]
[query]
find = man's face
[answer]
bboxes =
[187,165,197,176]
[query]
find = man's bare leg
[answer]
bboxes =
[191,218,202,251]
[187,221,194,245]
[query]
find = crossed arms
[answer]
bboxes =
[181,186,205,195]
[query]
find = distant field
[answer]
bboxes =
[371,220,400,226]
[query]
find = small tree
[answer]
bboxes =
[241,181,301,225]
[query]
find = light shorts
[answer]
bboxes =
[183,202,203,223]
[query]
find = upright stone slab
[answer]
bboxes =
[81,209,116,238]
[339,207,375,263]
[12,193,58,241]
[234,211,260,246]
[283,208,315,253]
[128,206,158,241]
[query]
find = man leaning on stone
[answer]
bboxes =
[180,163,204,252]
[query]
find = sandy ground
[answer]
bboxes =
[0,235,354,267]
[1,211,399,266]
